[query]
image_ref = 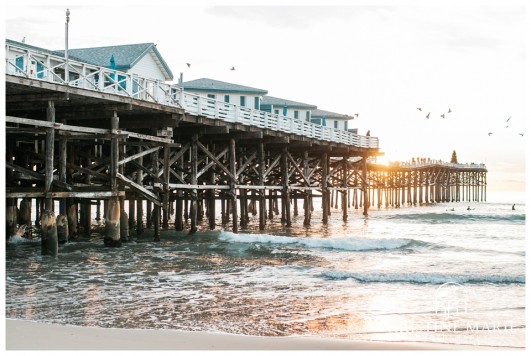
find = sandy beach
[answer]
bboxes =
[5,319,507,351]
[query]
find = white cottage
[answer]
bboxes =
[179,78,268,110]
[55,42,173,81]
[311,109,355,131]
[260,96,317,121]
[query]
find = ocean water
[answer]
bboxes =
[5,194,526,348]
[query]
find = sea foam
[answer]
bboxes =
[321,270,525,285]
[218,231,424,252]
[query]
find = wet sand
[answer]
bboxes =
[5,319,502,350]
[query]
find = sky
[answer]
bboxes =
[2,0,528,192]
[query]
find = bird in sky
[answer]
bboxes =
[518,133,524,136]
[488,132,493,136]
[186,63,191,68]
[448,108,452,113]
[354,113,359,117]
[417,107,422,111]
[441,113,446,119]
[506,116,511,122]
[426,112,430,119]
[230,66,235,71]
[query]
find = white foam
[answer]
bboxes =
[218,231,413,252]
[322,270,525,284]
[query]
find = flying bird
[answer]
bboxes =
[488,132,493,136]
[506,116,511,122]
[186,63,191,68]
[441,113,445,119]
[230,66,235,71]
[354,113,359,117]
[448,108,452,113]
[518,133,524,136]
[417,107,422,111]
[426,112,430,119]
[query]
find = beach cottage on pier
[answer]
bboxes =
[260,96,317,122]
[179,78,268,110]
[311,109,355,131]
[55,42,174,81]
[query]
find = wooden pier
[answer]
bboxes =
[4,41,487,254]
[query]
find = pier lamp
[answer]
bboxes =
[65,8,70,99]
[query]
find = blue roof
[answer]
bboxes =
[261,96,317,109]
[181,78,268,94]
[311,109,354,120]
[54,43,173,81]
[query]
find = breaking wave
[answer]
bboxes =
[218,231,430,252]
[320,270,525,285]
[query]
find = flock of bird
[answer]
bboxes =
[416,107,451,120]
[416,107,523,137]
[486,116,524,137]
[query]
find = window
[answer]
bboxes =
[224,95,230,103]
[274,109,280,115]
[207,94,215,99]
[294,110,299,119]
[306,111,310,121]
[240,96,246,106]
[334,120,339,129]
[344,121,348,130]
[254,97,260,110]
[15,56,24,73]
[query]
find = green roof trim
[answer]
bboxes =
[261,96,317,109]
[180,78,268,95]
[311,109,354,120]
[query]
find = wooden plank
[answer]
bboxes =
[6,116,173,143]
[118,146,160,166]
[4,191,125,198]
[116,172,161,206]
[236,152,257,177]
[197,147,229,179]
[196,140,237,183]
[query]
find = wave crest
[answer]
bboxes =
[219,231,427,252]
[321,270,525,285]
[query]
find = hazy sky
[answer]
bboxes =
[3,0,528,192]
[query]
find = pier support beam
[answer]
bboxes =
[258,142,266,231]
[104,197,121,247]
[362,156,369,216]
[321,152,329,224]
[229,138,238,233]
[44,101,55,211]
[189,134,198,234]
[303,150,311,226]
[281,146,291,227]
[41,210,58,257]
[342,156,348,222]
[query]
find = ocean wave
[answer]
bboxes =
[320,270,525,285]
[218,231,428,252]
[387,212,525,223]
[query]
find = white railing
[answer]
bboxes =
[394,160,487,170]
[5,42,379,149]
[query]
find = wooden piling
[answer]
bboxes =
[189,134,198,234]
[258,142,266,231]
[104,197,121,247]
[41,210,58,257]
[281,146,291,227]
[321,152,329,224]
[56,214,68,244]
[6,200,17,238]
[67,199,78,240]
[229,138,238,233]
[120,208,129,242]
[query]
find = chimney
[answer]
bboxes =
[179,72,183,84]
